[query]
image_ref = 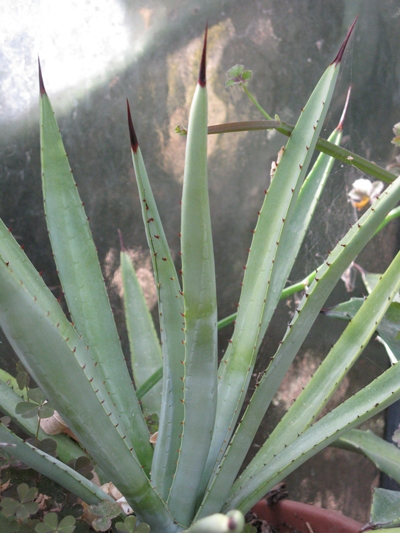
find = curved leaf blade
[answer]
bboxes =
[335,429,400,486]
[235,248,400,490]
[120,244,162,417]
[0,423,111,505]
[0,254,175,531]
[127,103,185,500]
[198,174,400,519]
[39,65,152,469]
[202,38,347,502]
[167,29,218,527]
[0,378,84,464]
[223,360,400,513]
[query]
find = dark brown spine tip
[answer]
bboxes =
[198,24,208,87]
[38,58,46,95]
[337,86,351,131]
[126,99,139,153]
[331,16,357,66]
[117,228,126,251]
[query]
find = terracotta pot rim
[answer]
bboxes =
[251,499,363,533]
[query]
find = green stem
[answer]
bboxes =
[207,121,279,134]
[217,205,400,331]
[137,271,317,395]
[208,120,397,184]
[136,205,400,396]
[205,85,396,184]
[242,86,397,184]
[138,199,400,394]
[243,86,273,120]
[217,270,317,330]
[136,367,163,400]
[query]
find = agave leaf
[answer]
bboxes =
[233,248,400,491]
[0,378,84,463]
[361,270,400,301]
[252,94,346,354]
[197,172,400,518]
[323,299,400,361]
[243,92,347,404]
[120,243,162,417]
[39,65,152,469]
[0,368,28,401]
[0,251,174,531]
[167,29,218,527]
[196,113,343,508]
[223,358,400,513]
[0,423,111,505]
[375,206,400,234]
[127,102,185,500]
[217,202,400,331]
[202,26,353,502]
[289,87,350,249]
[198,193,400,513]
[370,488,400,529]
[335,429,400,486]
[0,218,131,449]
[136,366,163,400]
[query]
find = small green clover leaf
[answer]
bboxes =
[58,504,84,521]
[72,521,91,533]
[67,456,95,481]
[1,415,11,426]
[15,389,54,420]
[0,510,19,532]
[35,512,76,533]
[16,370,30,391]
[13,519,41,532]
[225,64,252,88]
[87,500,121,532]
[1,483,39,520]
[16,362,30,390]
[26,438,58,458]
[115,516,150,533]
[15,402,41,419]
[27,389,46,405]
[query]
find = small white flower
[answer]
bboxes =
[348,178,384,210]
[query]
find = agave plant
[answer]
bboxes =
[0,19,400,533]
